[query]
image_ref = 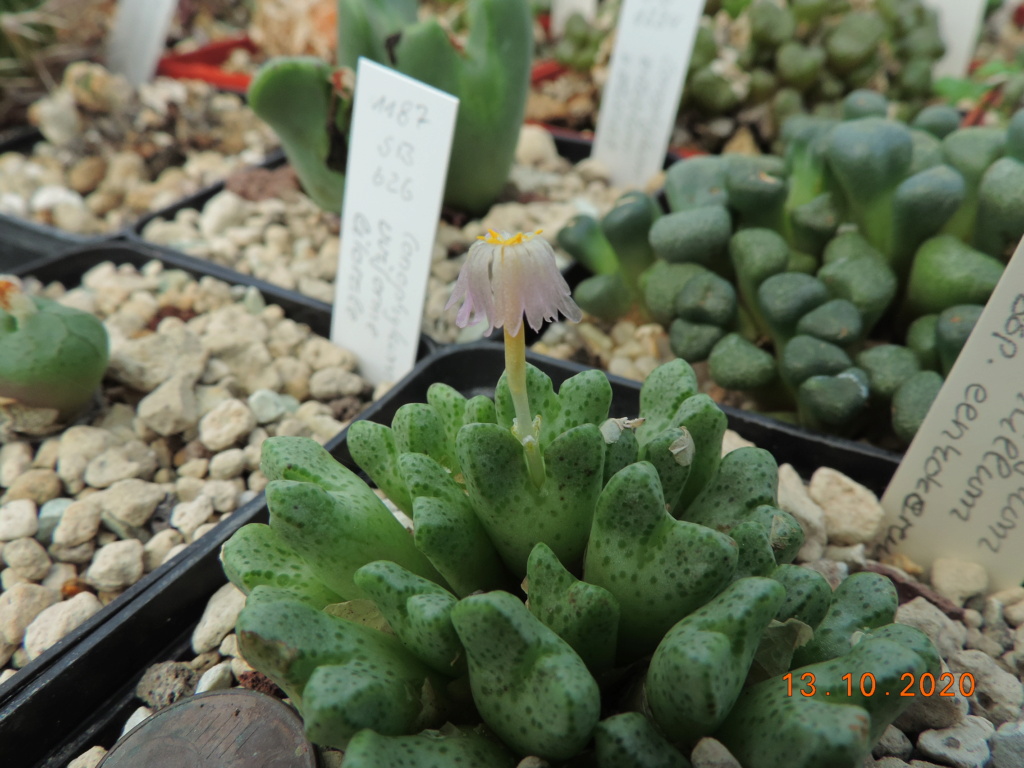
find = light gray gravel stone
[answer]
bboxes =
[99,479,166,528]
[0,583,60,644]
[1,468,62,506]
[931,559,989,607]
[192,582,246,654]
[34,497,71,545]
[991,721,1024,768]
[84,539,144,592]
[247,389,290,424]
[917,715,994,768]
[120,706,154,736]
[873,724,914,760]
[83,441,158,488]
[776,463,827,561]
[0,442,32,488]
[2,537,51,581]
[690,737,742,768]
[135,660,199,708]
[897,597,968,659]
[107,323,207,392]
[299,337,356,371]
[195,661,234,693]
[47,540,95,565]
[309,366,365,400]
[948,649,1024,726]
[67,746,107,768]
[0,499,38,541]
[208,448,245,479]
[143,529,183,572]
[807,466,884,545]
[40,562,76,590]
[56,426,117,495]
[136,371,200,436]
[894,670,971,732]
[24,591,102,659]
[170,495,214,539]
[52,497,102,548]
[198,399,257,451]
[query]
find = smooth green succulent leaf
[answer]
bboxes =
[683,447,779,530]
[346,421,413,514]
[526,541,620,673]
[451,591,600,761]
[584,462,738,660]
[456,422,605,575]
[791,571,898,667]
[265,477,443,600]
[634,359,699,445]
[261,435,357,491]
[353,560,464,676]
[639,427,694,514]
[595,712,691,768]
[770,564,832,629]
[341,727,517,768]
[717,636,930,768]
[646,577,786,745]
[400,452,510,596]
[236,587,432,712]
[247,58,345,211]
[221,523,343,609]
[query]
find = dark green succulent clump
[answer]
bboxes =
[684,0,945,144]
[223,358,938,766]
[559,91,1024,446]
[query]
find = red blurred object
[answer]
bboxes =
[156,35,258,93]
[532,59,568,83]
[538,12,552,37]
[1014,2,1024,28]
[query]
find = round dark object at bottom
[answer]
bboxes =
[98,690,317,768]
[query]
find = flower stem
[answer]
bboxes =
[504,325,545,487]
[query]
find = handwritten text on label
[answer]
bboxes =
[331,59,458,385]
[880,238,1024,589]
[592,0,701,188]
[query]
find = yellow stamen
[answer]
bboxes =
[477,229,545,246]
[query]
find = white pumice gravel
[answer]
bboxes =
[69,428,1024,766]
[0,260,380,680]
[0,62,278,235]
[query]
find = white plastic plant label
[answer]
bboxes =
[924,0,987,78]
[551,0,598,36]
[106,0,178,86]
[592,0,702,188]
[331,58,458,385]
[879,236,1024,590]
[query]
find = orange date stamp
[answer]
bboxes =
[783,671,976,698]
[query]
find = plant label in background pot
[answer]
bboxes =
[592,0,701,188]
[879,236,1024,590]
[331,58,458,386]
[926,0,987,78]
[551,0,598,36]
[105,0,178,87]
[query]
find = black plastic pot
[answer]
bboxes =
[0,341,900,767]
[0,241,435,766]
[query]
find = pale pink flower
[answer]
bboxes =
[446,229,582,337]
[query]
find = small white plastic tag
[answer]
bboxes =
[106,0,178,87]
[551,0,598,37]
[331,58,459,385]
[879,236,1024,590]
[592,0,702,188]
[925,0,987,78]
